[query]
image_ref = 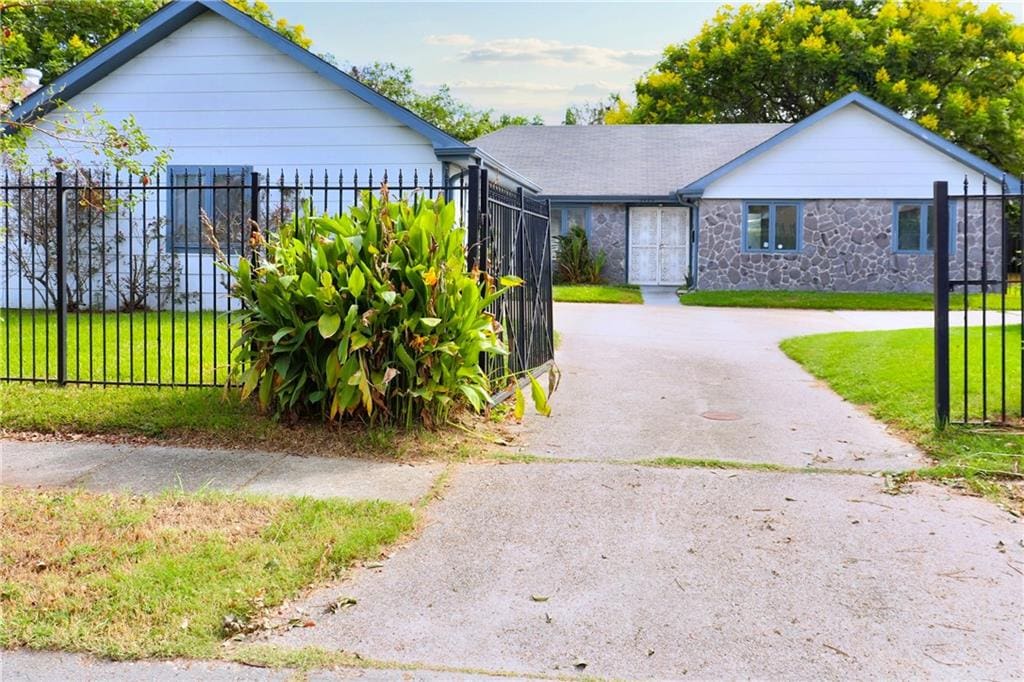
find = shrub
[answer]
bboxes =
[554,225,606,284]
[217,189,528,427]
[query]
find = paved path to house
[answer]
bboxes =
[1,440,441,503]
[508,302,947,470]
[260,303,1022,680]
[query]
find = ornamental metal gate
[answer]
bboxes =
[933,177,1023,427]
[466,166,554,384]
[0,166,553,388]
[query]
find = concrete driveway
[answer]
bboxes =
[509,302,933,471]
[260,302,1023,680]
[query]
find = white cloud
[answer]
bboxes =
[444,80,569,94]
[424,33,476,47]
[457,38,658,70]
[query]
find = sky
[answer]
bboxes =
[267,0,1024,124]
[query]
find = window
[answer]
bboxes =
[550,205,589,236]
[892,201,957,254]
[168,166,251,251]
[550,204,590,255]
[742,202,801,252]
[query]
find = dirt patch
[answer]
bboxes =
[1,412,517,463]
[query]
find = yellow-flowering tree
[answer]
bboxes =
[622,0,1024,176]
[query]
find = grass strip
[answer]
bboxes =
[553,284,643,304]
[781,326,1022,507]
[679,288,1022,311]
[0,486,415,660]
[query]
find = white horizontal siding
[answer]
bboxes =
[7,10,456,312]
[702,105,992,200]
[23,11,443,177]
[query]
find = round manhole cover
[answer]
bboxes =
[701,411,742,421]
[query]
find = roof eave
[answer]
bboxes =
[539,194,681,204]
[439,146,543,193]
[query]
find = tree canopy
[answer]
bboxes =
[348,62,542,141]
[615,0,1024,176]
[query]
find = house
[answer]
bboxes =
[473,93,1021,292]
[1,0,536,311]
[3,0,1019,302]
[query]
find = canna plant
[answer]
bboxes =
[215,187,547,427]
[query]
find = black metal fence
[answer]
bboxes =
[934,176,1023,427]
[0,165,553,389]
[467,167,554,383]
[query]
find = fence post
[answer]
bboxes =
[934,180,950,428]
[54,171,67,385]
[249,171,260,268]
[467,165,480,270]
[478,168,489,273]
[544,198,554,360]
[515,186,527,368]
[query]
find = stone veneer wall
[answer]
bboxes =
[588,204,628,284]
[696,198,1004,292]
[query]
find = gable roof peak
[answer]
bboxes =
[678,91,1020,196]
[6,0,469,152]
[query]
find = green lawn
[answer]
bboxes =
[1,310,234,384]
[553,284,643,304]
[0,382,480,460]
[782,326,1022,500]
[680,287,1023,311]
[0,486,414,660]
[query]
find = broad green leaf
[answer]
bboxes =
[318,312,341,338]
[271,328,294,344]
[420,317,441,328]
[299,271,318,296]
[348,267,366,298]
[258,371,273,409]
[530,374,551,417]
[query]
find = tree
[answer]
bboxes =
[349,62,543,141]
[563,94,624,125]
[621,0,1024,175]
[3,164,190,311]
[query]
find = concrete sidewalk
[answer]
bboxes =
[0,440,442,503]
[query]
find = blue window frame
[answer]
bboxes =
[742,201,802,253]
[167,165,251,252]
[550,204,591,237]
[892,200,957,254]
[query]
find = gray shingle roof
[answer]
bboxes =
[471,123,791,198]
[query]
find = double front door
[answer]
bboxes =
[628,207,689,285]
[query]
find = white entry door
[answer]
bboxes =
[628,207,689,285]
